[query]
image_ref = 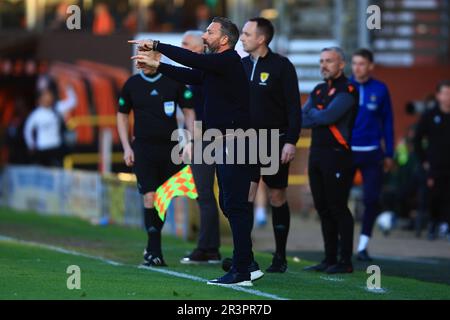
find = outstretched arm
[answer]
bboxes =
[158,63,203,85]
[129,40,230,74]
[56,86,77,116]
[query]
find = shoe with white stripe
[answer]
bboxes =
[207,271,252,287]
[222,258,264,281]
[141,249,168,267]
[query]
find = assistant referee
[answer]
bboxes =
[117,50,195,267]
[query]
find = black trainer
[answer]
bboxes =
[222,257,233,272]
[222,258,264,281]
[141,249,168,267]
[180,248,221,264]
[207,271,252,287]
[266,253,288,273]
[303,260,335,272]
[325,262,353,274]
[357,249,373,262]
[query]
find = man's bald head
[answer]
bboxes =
[182,30,205,54]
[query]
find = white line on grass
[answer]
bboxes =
[0,235,288,300]
[319,276,345,282]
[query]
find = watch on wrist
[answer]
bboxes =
[153,40,160,51]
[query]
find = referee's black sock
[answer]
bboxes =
[271,202,290,259]
[143,207,164,256]
[248,202,255,263]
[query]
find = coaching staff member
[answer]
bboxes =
[240,17,301,273]
[130,17,258,286]
[414,80,450,241]
[117,50,195,267]
[350,48,395,261]
[178,30,222,265]
[302,47,359,274]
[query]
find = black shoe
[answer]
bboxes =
[142,249,168,267]
[357,249,373,262]
[303,260,335,272]
[266,253,288,273]
[222,257,233,272]
[427,230,437,241]
[325,262,353,274]
[428,223,438,241]
[207,271,252,287]
[180,248,221,264]
[222,258,264,281]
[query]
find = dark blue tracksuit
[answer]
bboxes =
[156,43,254,274]
[350,77,394,237]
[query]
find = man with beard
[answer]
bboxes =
[130,17,258,286]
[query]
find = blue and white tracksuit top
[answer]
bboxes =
[350,77,394,158]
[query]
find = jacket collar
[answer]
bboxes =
[249,48,272,63]
[326,73,347,87]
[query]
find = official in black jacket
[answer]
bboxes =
[241,17,301,273]
[414,80,450,240]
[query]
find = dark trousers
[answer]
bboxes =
[191,147,220,251]
[34,147,63,167]
[352,149,384,237]
[215,137,254,274]
[308,148,354,264]
[429,173,450,225]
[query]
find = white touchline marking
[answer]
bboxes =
[0,235,122,266]
[319,276,345,282]
[363,286,388,294]
[0,235,288,300]
[139,265,287,300]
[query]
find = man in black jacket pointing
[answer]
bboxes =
[130,17,259,287]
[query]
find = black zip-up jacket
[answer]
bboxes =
[242,49,302,145]
[156,43,250,132]
[414,105,450,176]
[302,74,359,151]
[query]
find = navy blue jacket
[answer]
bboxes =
[156,43,250,132]
[350,77,394,158]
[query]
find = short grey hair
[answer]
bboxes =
[321,47,346,61]
[183,30,204,45]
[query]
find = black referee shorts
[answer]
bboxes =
[253,132,290,189]
[132,139,182,195]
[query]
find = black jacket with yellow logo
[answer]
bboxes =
[242,49,302,145]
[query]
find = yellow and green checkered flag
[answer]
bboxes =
[154,165,198,221]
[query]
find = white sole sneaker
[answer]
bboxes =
[251,270,264,281]
[180,259,222,265]
[207,280,253,287]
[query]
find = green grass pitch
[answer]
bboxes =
[0,207,449,300]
